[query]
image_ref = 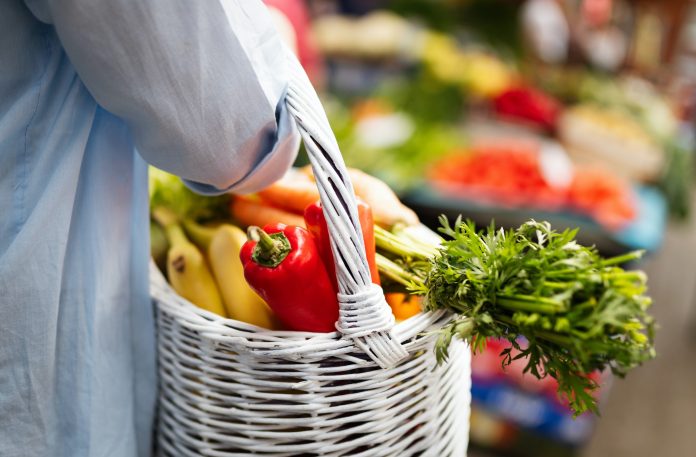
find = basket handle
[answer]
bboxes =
[284,54,408,368]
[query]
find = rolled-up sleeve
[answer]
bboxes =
[30,0,299,193]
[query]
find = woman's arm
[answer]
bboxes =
[30,0,299,193]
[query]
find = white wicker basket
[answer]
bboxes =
[150,52,471,457]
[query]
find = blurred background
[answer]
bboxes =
[265,1,696,455]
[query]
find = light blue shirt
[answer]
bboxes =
[0,1,299,456]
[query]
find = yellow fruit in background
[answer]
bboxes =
[421,32,514,98]
[461,52,513,98]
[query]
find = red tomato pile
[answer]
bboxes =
[429,141,637,230]
[568,167,637,230]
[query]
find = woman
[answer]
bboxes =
[0,1,299,456]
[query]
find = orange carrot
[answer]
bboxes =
[300,166,419,228]
[257,170,320,214]
[346,168,419,227]
[231,197,306,229]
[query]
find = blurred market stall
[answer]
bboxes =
[293,0,696,456]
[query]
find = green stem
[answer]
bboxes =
[248,227,291,268]
[256,229,277,251]
[182,219,216,250]
[534,329,578,348]
[604,271,646,283]
[164,223,189,247]
[374,225,435,259]
[573,298,597,311]
[496,294,566,314]
[543,281,571,289]
[545,269,578,278]
[376,253,425,288]
[600,251,644,266]
[152,206,179,229]
[498,315,613,353]
[497,315,576,349]
[390,225,441,256]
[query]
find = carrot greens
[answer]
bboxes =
[376,217,655,416]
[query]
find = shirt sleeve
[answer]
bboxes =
[28,0,300,194]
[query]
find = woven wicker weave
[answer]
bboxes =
[151,50,471,456]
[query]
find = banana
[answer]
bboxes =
[153,208,226,317]
[183,220,277,329]
[150,219,169,275]
[208,224,277,329]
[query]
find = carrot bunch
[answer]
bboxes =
[231,166,419,229]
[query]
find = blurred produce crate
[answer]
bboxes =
[403,183,667,257]
[466,339,609,457]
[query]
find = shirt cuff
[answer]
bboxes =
[184,93,300,196]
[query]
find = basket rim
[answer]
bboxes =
[152,268,451,354]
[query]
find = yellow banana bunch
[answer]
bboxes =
[184,221,276,329]
[153,207,226,317]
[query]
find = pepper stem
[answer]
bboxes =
[248,226,291,268]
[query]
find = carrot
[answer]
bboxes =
[230,197,306,229]
[346,168,419,227]
[300,166,419,228]
[257,169,320,214]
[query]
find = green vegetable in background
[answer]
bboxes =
[376,217,655,416]
[322,69,469,193]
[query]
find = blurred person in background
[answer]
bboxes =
[523,0,629,71]
[0,1,299,456]
[265,0,324,85]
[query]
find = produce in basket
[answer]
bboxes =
[149,166,419,327]
[375,218,655,415]
[259,165,419,228]
[183,221,276,329]
[257,168,320,214]
[304,199,381,290]
[149,167,229,222]
[338,167,419,227]
[152,207,226,317]
[230,195,306,228]
[386,292,423,321]
[241,224,340,332]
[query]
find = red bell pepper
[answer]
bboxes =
[303,200,380,291]
[240,223,339,332]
